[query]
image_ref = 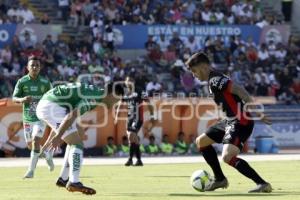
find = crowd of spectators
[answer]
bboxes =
[63,0,281,27]
[0,0,299,105]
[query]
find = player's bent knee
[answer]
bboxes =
[196,134,210,149]
[221,154,234,164]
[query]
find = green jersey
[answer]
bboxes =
[41,82,104,115]
[13,75,52,122]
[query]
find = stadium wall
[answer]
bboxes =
[1,98,299,150]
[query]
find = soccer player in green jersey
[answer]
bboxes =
[12,56,54,178]
[37,82,122,195]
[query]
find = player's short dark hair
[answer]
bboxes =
[28,55,40,62]
[107,82,125,96]
[185,52,210,69]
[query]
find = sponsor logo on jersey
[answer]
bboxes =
[23,86,29,93]
[209,77,221,87]
[30,86,38,92]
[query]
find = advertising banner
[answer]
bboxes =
[259,25,291,45]
[114,25,262,49]
[0,24,17,49]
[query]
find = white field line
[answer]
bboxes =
[0,154,299,168]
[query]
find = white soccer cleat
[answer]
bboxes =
[23,170,34,179]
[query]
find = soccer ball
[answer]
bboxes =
[190,169,211,192]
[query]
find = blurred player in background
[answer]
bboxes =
[115,76,157,166]
[37,82,121,195]
[12,55,54,178]
[185,52,272,193]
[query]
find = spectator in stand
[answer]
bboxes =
[258,43,270,63]
[169,32,184,55]
[58,0,69,20]
[20,31,36,49]
[103,136,117,156]
[104,2,118,22]
[42,34,55,55]
[82,0,94,25]
[174,131,188,155]
[20,4,35,24]
[201,6,212,24]
[146,76,162,96]
[256,76,270,96]
[40,13,50,24]
[155,34,169,52]
[145,135,159,155]
[90,15,104,38]
[0,45,12,66]
[274,43,287,63]
[139,3,154,24]
[69,0,84,27]
[145,35,157,52]
[159,134,173,155]
[185,35,200,53]
[118,136,130,157]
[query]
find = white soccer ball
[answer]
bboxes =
[190,169,211,192]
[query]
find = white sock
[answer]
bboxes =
[59,145,70,180]
[68,144,83,183]
[29,150,40,171]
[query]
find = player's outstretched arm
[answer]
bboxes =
[230,82,272,125]
[47,109,79,150]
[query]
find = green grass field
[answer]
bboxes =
[1,160,300,200]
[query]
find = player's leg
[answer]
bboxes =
[32,122,54,172]
[125,130,137,166]
[197,121,228,190]
[57,124,85,187]
[221,122,272,193]
[56,144,70,188]
[23,123,37,178]
[63,131,96,195]
[134,121,144,166]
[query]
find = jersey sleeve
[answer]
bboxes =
[12,80,23,98]
[209,75,231,93]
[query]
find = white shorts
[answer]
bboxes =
[23,121,46,143]
[36,100,77,139]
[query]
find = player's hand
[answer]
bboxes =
[22,96,32,103]
[48,135,63,151]
[258,113,272,125]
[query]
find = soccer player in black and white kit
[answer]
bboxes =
[115,76,156,166]
[185,52,272,193]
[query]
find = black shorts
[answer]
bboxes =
[127,120,143,133]
[205,119,254,150]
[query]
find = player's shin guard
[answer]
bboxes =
[200,145,225,181]
[68,144,83,183]
[59,145,70,180]
[229,157,266,184]
[29,150,40,171]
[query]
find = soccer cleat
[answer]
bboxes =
[125,159,133,166]
[56,177,68,188]
[66,182,96,195]
[248,182,272,193]
[23,170,34,179]
[134,159,143,166]
[204,178,229,191]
